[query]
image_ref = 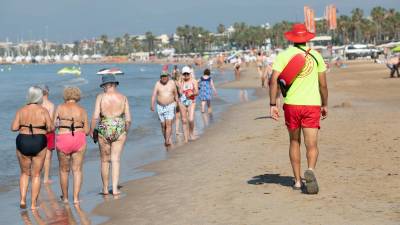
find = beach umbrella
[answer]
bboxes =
[391,45,400,52]
[96,68,124,75]
[57,66,81,76]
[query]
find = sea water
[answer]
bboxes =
[0,63,254,224]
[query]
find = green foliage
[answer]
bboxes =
[5,7,399,57]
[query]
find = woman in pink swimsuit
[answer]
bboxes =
[54,87,89,204]
[179,66,198,142]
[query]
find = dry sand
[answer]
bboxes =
[94,61,400,225]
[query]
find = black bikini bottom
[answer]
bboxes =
[16,134,47,156]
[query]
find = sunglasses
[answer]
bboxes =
[183,73,190,76]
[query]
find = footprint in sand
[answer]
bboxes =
[333,101,352,108]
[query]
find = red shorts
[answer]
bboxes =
[46,132,55,150]
[283,104,321,130]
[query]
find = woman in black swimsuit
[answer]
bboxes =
[11,86,53,210]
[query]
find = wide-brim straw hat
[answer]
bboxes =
[284,23,315,43]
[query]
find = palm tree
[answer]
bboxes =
[316,19,328,35]
[123,33,131,54]
[337,15,351,44]
[271,21,292,47]
[100,34,111,55]
[129,36,142,52]
[176,25,190,52]
[72,41,80,55]
[113,37,124,55]
[383,9,400,40]
[217,24,225,34]
[360,18,376,43]
[145,31,155,52]
[371,6,386,43]
[351,8,364,43]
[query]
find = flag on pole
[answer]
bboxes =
[304,6,316,33]
[326,4,337,30]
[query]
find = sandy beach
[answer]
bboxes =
[94,61,400,225]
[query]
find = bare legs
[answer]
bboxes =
[16,148,46,210]
[235,69,240,80]
[175,111,181,134]
[201,100,212,114]
[303,128,319,169]
[57,145,86,204]
[179,103,189,143]
[43,149,52,183]
[99,134,126,195]
[288,128,302,186]
[58,151,70,203]
[288,128,319,187]
[188,103,196,140]
[178,102,196,142]
[258,67,266,87]
[160,120,173,146]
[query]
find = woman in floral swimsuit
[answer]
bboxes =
[90,75,131,196]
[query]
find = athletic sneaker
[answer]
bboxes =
[304,169,319,194]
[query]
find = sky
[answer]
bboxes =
[0,0,398,42]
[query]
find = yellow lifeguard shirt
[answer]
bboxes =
[272,45,326,106]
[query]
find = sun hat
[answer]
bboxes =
[100,75,119,87]
[284,23,315,43]
[182,66,191,74]
[160,71,169,77]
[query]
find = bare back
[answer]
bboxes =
[12,104,52,135]
[42,98,55,120]
[100,92,126,117]
[55,102,89,134]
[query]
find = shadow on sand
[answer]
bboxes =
[254,116,272,120]
[247,173,293,187]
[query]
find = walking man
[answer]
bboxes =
[151,71,179,147]
[269,24,328,194]
[38,85,55,184]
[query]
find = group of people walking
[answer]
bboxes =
[12,75,131,210]
[151,65,217,146]
[12,23,330,213]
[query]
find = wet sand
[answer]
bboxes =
[94,61,400,225]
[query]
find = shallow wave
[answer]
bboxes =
[60,77,89,87]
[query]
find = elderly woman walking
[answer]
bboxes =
[54,87,89,204]
[11,86,53,210]
[90,75,131,195]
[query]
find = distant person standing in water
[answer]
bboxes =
[90,75,132,196]
[11,86,52,210]
[234,56,241,80]
[269,24,328,194]
[151,71,179,147]
[198,68,217,113]
[172,65,183,135]
[37,85,55,184]
[257,52,267,87]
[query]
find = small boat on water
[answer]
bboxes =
[57,66,81,76]
[96,68,124,75]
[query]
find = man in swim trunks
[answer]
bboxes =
[37,85,55,184]
[151,71,179,147]
[269,24,328,194]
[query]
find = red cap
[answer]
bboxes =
[284,24,315,43]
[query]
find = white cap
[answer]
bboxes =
[182,66,192,74]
